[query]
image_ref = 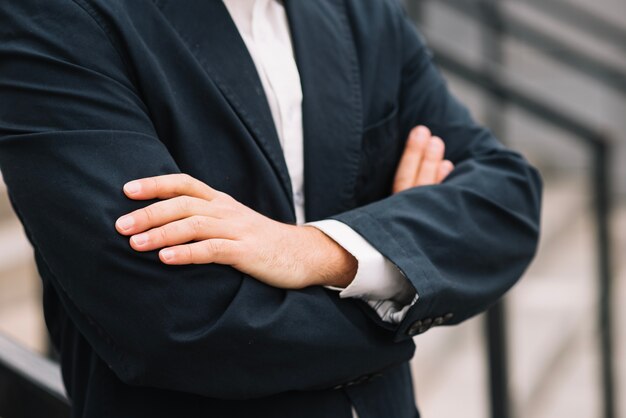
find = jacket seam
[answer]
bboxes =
[69,0,134,77]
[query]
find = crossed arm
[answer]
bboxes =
[0,0,540,400]
[115,126,453,290]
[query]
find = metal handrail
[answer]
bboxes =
[432,47,611,147]
[429,43,615,418]
[518,0,626,54]
[435,0,626,96]
[0,332,70,418]
[405,1,618,416]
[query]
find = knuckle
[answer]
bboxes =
[151,177,162,195]
[142,206,156,224]
[184,245,195,262]
[189,216,205,236]
[215,191,234,203]
[180,173,195,189]
[208,239,223,255]
[157,226,169,243]
[212,201,230,218]
[177,196,192,213]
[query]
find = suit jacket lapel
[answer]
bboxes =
[156,0,295,215]
[285,0,363,222]
[157,0,363,223]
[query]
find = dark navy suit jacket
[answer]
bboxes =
[0,0,542,417]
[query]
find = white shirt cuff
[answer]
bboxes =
[305,219,418,323]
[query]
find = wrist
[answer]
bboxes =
[300,225,358,288]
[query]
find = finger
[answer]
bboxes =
[159,239,240,265]
[436,160,455,183]
[116,195,218,235]
[123,173,220,201]
[129,216,237,252]
[392,125,431,194]
[415,136,445,186]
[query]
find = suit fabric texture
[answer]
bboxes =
[0,0,542,417]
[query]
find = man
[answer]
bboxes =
[0,0,542,417]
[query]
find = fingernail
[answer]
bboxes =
[429,138,442,151]
[131,233,149,246]
[161,249,175,261]
[124,181,141,195]
[116,216,135,231]
[416,126,430,140]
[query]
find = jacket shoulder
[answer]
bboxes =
[342,0,407,29]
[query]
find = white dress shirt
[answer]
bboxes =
[221,0,417,325]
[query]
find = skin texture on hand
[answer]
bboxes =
[115,174,358,289]
[116,125,452,289]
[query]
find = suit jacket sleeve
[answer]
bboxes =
[330,5,543,341]
[0,1,415,399]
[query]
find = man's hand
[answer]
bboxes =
[392,125,454,194]
[115,125,453,290]
[115,174,357,289]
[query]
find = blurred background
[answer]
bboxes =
[0,0,625,417]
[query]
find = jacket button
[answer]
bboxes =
[443,313,454,322]
[406,320,422,336]
[416,318,433,334]
[433,316,445,326]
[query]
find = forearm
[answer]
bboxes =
[330,146,541,338]
[0,1,414,396]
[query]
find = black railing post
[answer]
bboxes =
[479,1,512,417]
[407,3,618,417]
[593,140,616,418]
[485,300,510,418]
[431,46,618,418]
[479,0,507,140]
